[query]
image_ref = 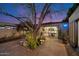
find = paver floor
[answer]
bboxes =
[0,37,68,56]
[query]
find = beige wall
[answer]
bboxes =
[69,6,79,23]
[69,22,74,44]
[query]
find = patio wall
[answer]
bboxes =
[0,29,22,43]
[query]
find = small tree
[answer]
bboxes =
[0,3,51,49]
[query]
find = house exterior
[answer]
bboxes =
[39,21,69,40]
[0,22,16,30]
[0,26,16,30]
[40,22,61,39]
[69,5,79,48]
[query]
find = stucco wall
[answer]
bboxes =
[69,6,79,47]
[69,6,79,22]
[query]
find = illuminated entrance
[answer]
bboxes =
[42,26,58,39]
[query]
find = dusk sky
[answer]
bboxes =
[0,3,73,24]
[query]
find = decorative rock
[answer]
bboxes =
[23,41,27,47]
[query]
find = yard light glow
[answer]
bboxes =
[63,24,68,27]
[63,23,68,30]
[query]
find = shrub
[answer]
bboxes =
[25,32,38,49]
[25,32,45,49]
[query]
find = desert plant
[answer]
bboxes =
[0,3,51,49]
[25,32,38,49]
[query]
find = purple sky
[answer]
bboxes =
[0,3,73,24]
